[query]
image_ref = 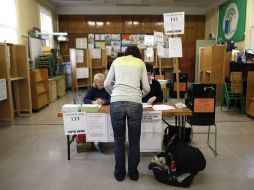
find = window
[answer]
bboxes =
[0,0,18,43]
[40,6,53,48]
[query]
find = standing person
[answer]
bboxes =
[142,63,163,104]
[104,46,150,181]
[83,73,110,152]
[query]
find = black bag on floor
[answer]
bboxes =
[166,135,206,174]
[148,152,195,187]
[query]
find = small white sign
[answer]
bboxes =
[154,31,164,45]
[63,112,87,135]
[144,49,154,62]
[168,37,183,58]
[0,79,7,101]
[76,50,84,63]
[91,49,101,59]
[157,44,164,57]
[144,35,154,47]
[164,12,185,35]
[76,67,89,79]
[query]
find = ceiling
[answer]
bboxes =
[47,0,227,15]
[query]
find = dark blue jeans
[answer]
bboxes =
[110,101,143,178]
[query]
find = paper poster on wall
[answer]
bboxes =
[76,50,84,63]
[0,79,7,101]
[95,41,106,49]
[111,34,121,41]
[106,46,112,55]
[63,112,87,135]
[144,35,154,46]
[168,37,182,58]
[164,12,185,35]
[111,41,121,53]
[76,38,87,49]
[88,44,94,49]
[86,113,108,142]
[95,34,100,40]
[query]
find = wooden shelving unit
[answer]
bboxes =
[245,71,254,117]
[30,69,49,110]
[70,49,91,91]
[70,48,107,91]
[199,45,226,102]
[0,44,32,125]
[91,49,107,82]
[0,44,13,124]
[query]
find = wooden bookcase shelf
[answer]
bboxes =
[30,69,49,110]
[70,48,107,91]
[91,49,107,81]
[245,71,254,117]
[0,44,32,125]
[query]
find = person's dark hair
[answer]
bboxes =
[124,46,142,59]
[146,63,154,73]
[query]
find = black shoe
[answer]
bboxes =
[114,173,125,182]
[129,172,139,181]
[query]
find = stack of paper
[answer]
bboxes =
[80,104,102,113]
[152,105,175,111]
[62,104,81,112]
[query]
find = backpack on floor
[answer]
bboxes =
[148,135,206,187]
[148,152,195,187]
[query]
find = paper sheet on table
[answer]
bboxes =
[142,103,152,108]
[86,113,107,142]
[152,105,175,111]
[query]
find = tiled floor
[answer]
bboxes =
[0,91,254,190]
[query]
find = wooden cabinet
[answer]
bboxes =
[48,75,66,102]
[48,80,57,102]
[70,48,107,91]
[0,44,32,124]
[245,71,254,117]
[30,69,49,110]
[56,76,66,97]
[199,45,226,102]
